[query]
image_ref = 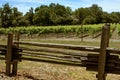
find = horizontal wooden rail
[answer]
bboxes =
[14,41,120,54]
[14,41,100,51]
[20,46,88,56]
[22,57,84,67]
[22,51,83,59]
[22,53,81,63]
[0,56,5,60]
[0,44,7,47]
[0,54,84,67]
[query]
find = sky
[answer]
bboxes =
[0,0,120,14]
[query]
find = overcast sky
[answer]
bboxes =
[0,0,120,14]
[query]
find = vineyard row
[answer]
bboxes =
[0,24,118,36]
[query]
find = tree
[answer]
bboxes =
[0,3,28,27]
[49,3,73,25]
[110,12,120,23]
[102,12,112,23]
[11,7,25,26]
[1,3,120,26]
[74,7,89,24]
[0,3,12,28]
[0,8,2,27]
[18,16,29,26]
[33,3,73,26]
[89,4,103,24]
[33,5,51,26]
[24,7,34,25]
[84,15,96,24]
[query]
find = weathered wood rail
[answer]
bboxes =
[0,24,120,80]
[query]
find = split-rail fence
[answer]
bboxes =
[0,24,120,80]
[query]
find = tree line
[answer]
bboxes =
[0,3,120,28]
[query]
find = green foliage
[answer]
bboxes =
[0,3,29,27]
[0,24,103,36]
[24,7,34,25]
[0,28,6,34]
[74,4,103,24]
[118,24,120,35]
[33,3,73,26]
[0,3,12,28]
[74,7,90,24]
[0,3,120,27]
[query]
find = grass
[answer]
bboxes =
[17,61,97,80]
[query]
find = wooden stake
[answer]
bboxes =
[98,24,110,80]
[12,32,20,75]
[6,33,13,76]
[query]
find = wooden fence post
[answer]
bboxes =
[12,32,20,75]
[6,33,13,76]
[98,24,110,80]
